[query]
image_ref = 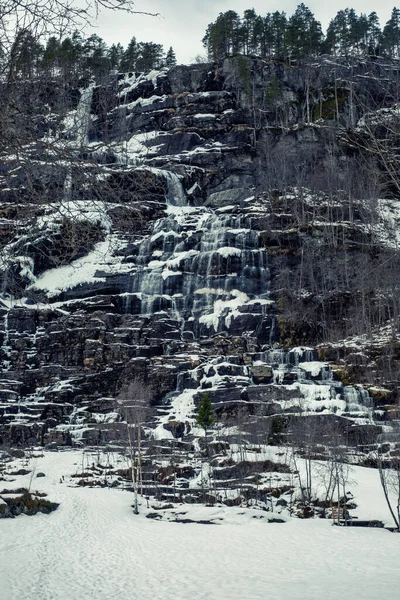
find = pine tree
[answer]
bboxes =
[9,29,43,79]
[287,3,322,58]
[196,393,215,438]
[108,43,124,70]
[82,34,109,79]
[367,12,382,55]
[347,8,362,52]
[57,31,84,78]
[202,11,241,59]
[326,10,350,55]
[382,8,400,57]
[240,8,258,55]
[270,11,288,59]
[42,36,60,74]
[164,46,177,68]
[120,36,140,71]
[136,42,164,72]
[58,37,77,77]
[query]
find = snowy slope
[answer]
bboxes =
[1,451,400,600]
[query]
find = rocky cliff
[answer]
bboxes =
[1,56,400,448]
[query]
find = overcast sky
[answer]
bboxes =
[94,1,398,64]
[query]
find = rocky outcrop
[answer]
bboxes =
[0,488,59,518]
[0,56,399,446]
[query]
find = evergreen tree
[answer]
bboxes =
[42,36,60,74]
[58,31,84,78]
[196,393,215,438]
[164,46,177,67]
[355,13,370,53]
[9,29,43,79]
[82,34,109,78]
[253,14,265,56]
[260,13,273,57]
[347,8,362,52]
[367,12,382,55]
[382,7,400,57]
[136,42,164,72]
[287,4,322,57]
[270,11,288,59]
[240,8,258,55]
[203,11,241,60]
[202,18,224,60]
[108,43,125,70]
[324,18,337,54]
[325,8,383,56]
[120,36,140,71]
[326,10,351,55]
[58,37,77,77]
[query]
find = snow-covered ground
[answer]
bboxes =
[1,450,400,600]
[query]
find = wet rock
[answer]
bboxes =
[163,420,187,438]
[0,56,393,448]
[250,364,273,384]
[43,430,72,447]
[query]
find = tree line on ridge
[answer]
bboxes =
[203,5,400,61]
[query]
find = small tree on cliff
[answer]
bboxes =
[196,393,215,441]
[164,46,177,68]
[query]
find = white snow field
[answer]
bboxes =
[1,450,400,600]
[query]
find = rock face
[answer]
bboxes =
[0,56,399,446]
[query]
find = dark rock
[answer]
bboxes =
[276,498,288,507]
[8,449,25,458]
[163,420,187,438]
[251,364,273,384]
[0,56,394,453]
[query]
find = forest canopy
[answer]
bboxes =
[202,5,400,61]
[3,4,400,81]
[4,30,177,81]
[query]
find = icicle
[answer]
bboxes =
[126,185,270,335]
[142,167,188,207]
[74,83,95,147]
[63,171,73,202]
[1,311,11,371]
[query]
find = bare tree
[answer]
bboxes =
[117,379,151,514]
[289,412,318,505]
[377,447,400,530]
[0,0,158,132]
[0,1,157,48]
[0,0,165,302]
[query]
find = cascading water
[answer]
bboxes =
[74,84,95,147]
[146,168,187,207]
[62,83,95,201]
[63,172,73,203]
[127,169,271,338]
[255,345,373,416]
[1,311,11,371]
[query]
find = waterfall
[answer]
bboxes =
[343,386,372,411]
[62,83,95,203]
[163,171,187,207]
[74,83,95,147]
[2,311,11,371]
[142,167,188,207]
[63,171,73,203]
[257,343,373,417]
[121,151,272,335]
[128,193,270,335]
